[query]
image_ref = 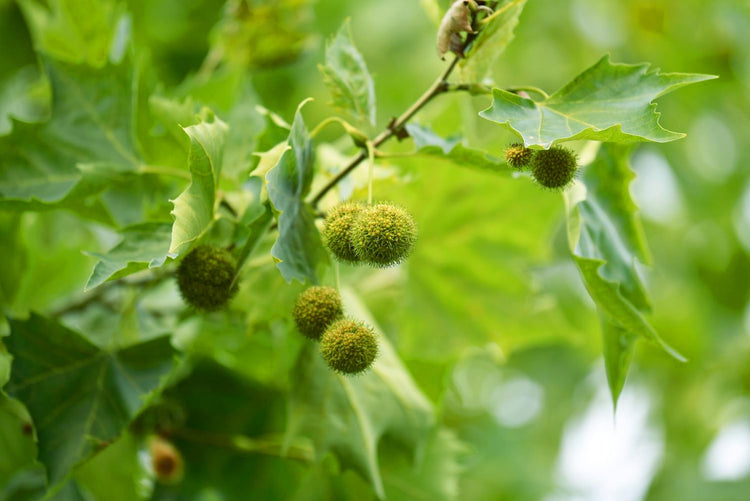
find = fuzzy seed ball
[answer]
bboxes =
[350,203,417,267]
[150,437,184,484]
[293,286,344,340]
[530,146,578,189]
[322,202,365,263]
[176,245,238,311]
[505,143,534,169]
[320,319,378,375]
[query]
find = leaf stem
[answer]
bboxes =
[172,429,314,462]
[138,165,191,180]
[507,86,550,99]
[310,56,461,208]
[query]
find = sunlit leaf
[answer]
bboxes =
[168,115,228,256]
[265,99,328,284]
[4,314,175,488]
[479,55,716,147]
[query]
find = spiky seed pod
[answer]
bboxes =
[176,245,238,311]
[293,286,344,340]
[530,146,578,189]
[350,203,418,267]
[150,436,184,484]
[322,202,365,263]
[320,318,378,375]
[505,143,534,169]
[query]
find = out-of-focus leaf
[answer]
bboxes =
[459,0,526,83]
[564,143,684,406]
[479,55,716,147]
[381,429,467,501]
[84,222,172,291]
[406,124,508,175]
[4,314,175,488]
[212,0,314,69]
[168,115,228,257]
[284,288,435,499]
[0,395,36,489]
[17,0,121,67]
[319,19,376,126]
[149,360,311,500]
[600,315,637,409]
[0,57,138,204]
[0,66,49,136]
[266,99,328,284]
[73,432,147,501]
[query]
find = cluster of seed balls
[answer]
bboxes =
[293,286,378,375]
[322,201,418,267]
[505,143,579,189]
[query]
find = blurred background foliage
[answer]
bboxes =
[1,0,749,500]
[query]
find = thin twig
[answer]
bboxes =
[310,56,461,208]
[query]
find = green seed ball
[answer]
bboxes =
[320,318,378,375]
[505,143,534,169]
[176,245,238,311]
[322,202,365,263]
[350,203,417,267]
[530,146,578,189]
[292,286,344,340]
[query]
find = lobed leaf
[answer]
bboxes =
[168,115,228,257]
[0,57,139,204]
[319,19,376,126]
[265,99,328,284]
[3,314,175,489]
[564,143,685,407]
[480,55,716,147]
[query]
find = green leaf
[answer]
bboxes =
[319,19,376,126]
[479,55,716,147]
[406,124,509,175]
[73,432,147,501]
[0,66,49,136]
[284,288,435,499]
[266,99,328,284]
[17,0,122,67]
[0,57,139,204]
[84,222,172,291]
[459,0,527,83]
[380,429,467,501]
[600,314,637,410]
[4,314,175,488]
[564,143,685,406]
[168,115,228,257]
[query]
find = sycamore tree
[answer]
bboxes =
[0,0,728,500]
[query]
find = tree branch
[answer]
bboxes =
[309,56,461,208]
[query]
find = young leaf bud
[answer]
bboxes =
[351,202,417,267]
[176,245,238,311]
[320,318,378,375]
[530,146,578,189]
[293,286,344,340]
[322,202,365,263]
